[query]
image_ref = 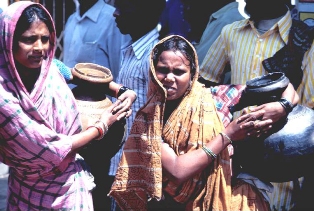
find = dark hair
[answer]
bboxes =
[13,4,54,51]
[152,36,196,77]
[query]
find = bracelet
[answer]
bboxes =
[219,132,232,145]
[86,125,104,140]
[201,146,217,160]
[93,121,107,140]
[115,84,123,98]
[117,86,131,98]
[95,120,109,135]
[278,98,294,114]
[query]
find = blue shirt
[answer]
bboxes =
[63,0,131,80]
[109,28,160,176]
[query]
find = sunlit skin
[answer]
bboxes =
[155,50,191,101]
[14,20,50,72]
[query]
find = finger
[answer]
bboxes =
[240,120,255,129]
[237,113,257,124]
[117,111,127,121]
[125,109,132,117]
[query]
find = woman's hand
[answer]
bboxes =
[100,100,128,127]
[246,102,285,123]
[113,89,137,118]
[225,109,272,141]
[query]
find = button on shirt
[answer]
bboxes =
[109,28,160,176]
[63,0,131,80]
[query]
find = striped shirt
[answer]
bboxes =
[199,10,314,109]
[109,28,160,176]
[199,10,314,211]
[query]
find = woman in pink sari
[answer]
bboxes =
[0,2,130,210]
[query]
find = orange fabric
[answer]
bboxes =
[109,35,269,211]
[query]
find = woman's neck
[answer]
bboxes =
[15,62,41,93]
[164,97,183,124]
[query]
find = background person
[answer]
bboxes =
[198,0,314,209]
[63,0,131,81]
[108,0,166,210]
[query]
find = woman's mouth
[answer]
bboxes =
[163,85,176,95]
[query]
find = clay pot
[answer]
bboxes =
[71,63,126,210]
[71,63,114,130]
[231,72,314,182]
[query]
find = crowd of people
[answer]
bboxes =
[0,0,313,210]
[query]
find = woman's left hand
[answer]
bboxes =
[113,89,137,118]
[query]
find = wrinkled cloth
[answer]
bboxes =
[0,2,94,210]
[109,35,269,211]
[262,19,314,89]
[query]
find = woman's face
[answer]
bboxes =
[155,50,191,101]
[13,20,50,69]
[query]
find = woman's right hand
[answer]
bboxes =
[99,100,128,127]
[224,109,272,142]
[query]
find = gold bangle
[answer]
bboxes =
[219,132,232,145]
[201,146,217,160]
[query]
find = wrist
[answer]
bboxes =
[219,132,233,145]
[117,86,131,98]
[278,97,294,115]
[115,84,123,98]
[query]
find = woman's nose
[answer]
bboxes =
[33,39,43,51]
[165,73,175,82]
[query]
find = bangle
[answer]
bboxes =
[201,146,217,160]
[117,86,131,98]
[219,132,232,145]
[94,121,107,140]
[278,98,294,114]
[95,120,109,134]
[86,125,104,140]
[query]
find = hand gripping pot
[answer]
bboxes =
[230,72,314,182]
[71,62,126,176]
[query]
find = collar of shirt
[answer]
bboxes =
[129,27,160,60]
[75,0,105,23]
[236,9,292,45]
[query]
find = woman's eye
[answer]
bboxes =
[173,69,186,76]
[20,36,36,43]
[156,68,168,74]
[41,36,49,43]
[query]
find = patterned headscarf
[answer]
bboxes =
[0,2,87,209]
[109,35,233,210]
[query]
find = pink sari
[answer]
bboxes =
[0,2,94,210]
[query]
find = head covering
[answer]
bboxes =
[109,35,232,210]
[0,2,89,209]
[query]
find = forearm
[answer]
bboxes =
[71,127,99,151]
[281,83,299,105]
[107,81,122,98]
[161,133,230,185]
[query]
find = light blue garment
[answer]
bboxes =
[195,2,245,64]
[109,27,160,177]
[53,58,72,82]
[63,0,131,80]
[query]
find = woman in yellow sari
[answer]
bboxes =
[109,35,278,210]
